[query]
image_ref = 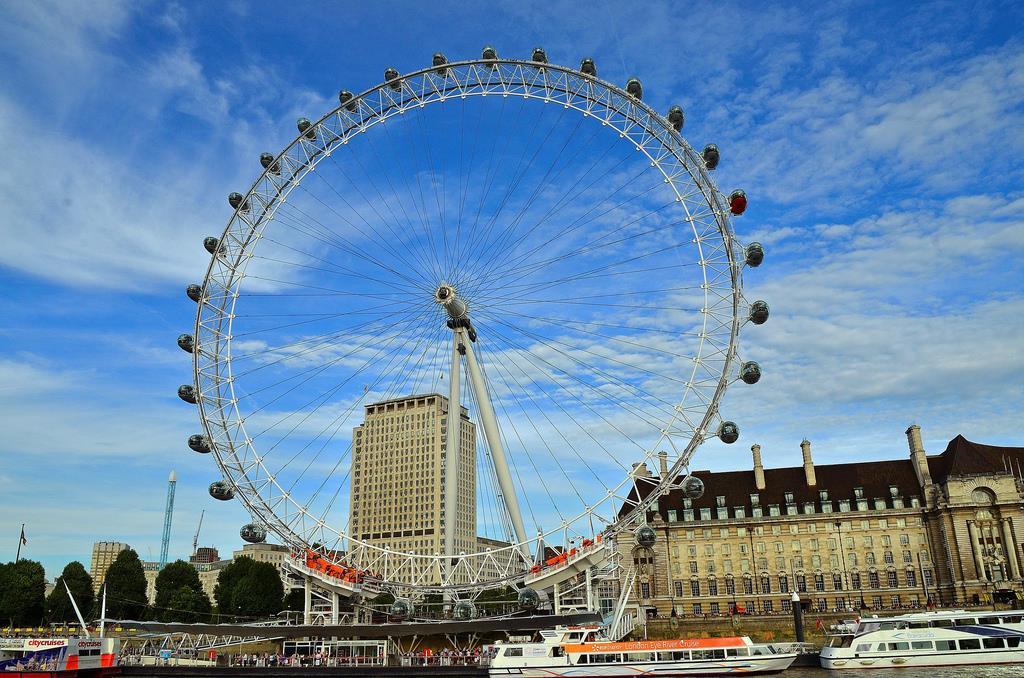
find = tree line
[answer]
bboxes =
[1,549,303,627]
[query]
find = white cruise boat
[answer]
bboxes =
[821,609,1024,669]
[488,625,796,676]
[0,637,119,676]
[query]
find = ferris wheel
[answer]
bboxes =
[176,48,768,602]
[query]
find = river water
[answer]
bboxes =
[786,667,1021,677]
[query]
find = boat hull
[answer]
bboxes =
[490,653,797,676]
[822,648,1024,669]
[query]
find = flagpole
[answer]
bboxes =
[16,523,24,562]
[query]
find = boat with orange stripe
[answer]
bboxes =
[487,625,796,676]
[0,637,119,678]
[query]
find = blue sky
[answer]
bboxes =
[1,0,1022,580]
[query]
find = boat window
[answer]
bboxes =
[734,648,750,657]
[626,652,653,662]
[954,618,976,626]
[887,642,910,651]
[504,648,523,657]
[958,639,981,650]
[577,655,588,664]
[1007,638,1021,648]
[879,622,897,631]
[710,650,726,659]
[931,619,953,628]
[875,644,887,652]
[982,638,1004,649]
[671,651,690,661]
[552,647,564,657]
[1003,615,1022,623]
[911,641,932,650]
[934,640,956,651]
[909,622,929,628]
[692,650,710,660]
[750,646,771,656]
[856,644,872,652]
[979,616,1001,625]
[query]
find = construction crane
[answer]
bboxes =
[192,509,205,559]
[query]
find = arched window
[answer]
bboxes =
[971,487,995,505]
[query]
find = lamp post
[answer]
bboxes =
[834,521,851,611]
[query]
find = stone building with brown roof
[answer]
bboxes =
[619,425,1024,618]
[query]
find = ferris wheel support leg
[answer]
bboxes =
[462,338,530,557]
[443,330,464,571]
[303,576,311,625]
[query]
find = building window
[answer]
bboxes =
[874,499,886,510]
[781,599,791,612]
[708,579,719,595]
[851,573,861,589]
[814,574,825,591]
[689,561,698,574]
[857,500,869,511]
[796,575,807,592]
[923,569,934,586]
[707,561,716,574]
[752,506,763,518]
[683,498,692,509]
[641,582,651,598]
[882,535,892,547]
[884,551,894,565]
[787,503,799,515]
[683,509,694,521]
[854,487,864,499]
[674,581,683,597]
[900,534,910,545]
[700,508,711,521]
[889,485,899,498]
[763,599,774,613]
[716,495,726,507]
[692,603,702,615]
[691,580,701,596]
[779,574,789,591]
[821,501,833,513]
[726,578,736,595]
[750,493,760,506]
[803,502,816,514]
[887,571,898,588]
[743,578,754,594]
[902,550,912,564]
[868,571,880,588]
[710,602,720,615]
[760,575,771,594]
[716,507,729,520]
[906,570,917,587]
[819,490,829,501]
[785,491,794,503]
[866,552,876,565]
[667,510,677,522]
[838,500,850,512]
[833,573,844,590]
[769,504,781,517]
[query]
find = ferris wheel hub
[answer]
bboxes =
[434,282,468,321]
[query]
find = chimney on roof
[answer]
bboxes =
[751,444,766,490]
[801,439,817,487]
[906,424,932,488]
[632,462,653,478]
[658,450,669,477]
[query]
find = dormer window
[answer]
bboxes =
[683,498,692,509]
[889,485,899,498]
[853,487,864,499]
[784,491,794,503]
[819,489,829,501]
[750,493,760,506]
[716,495,726,508]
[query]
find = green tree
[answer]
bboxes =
[103,549,148,620]
[283,589,305,612]
[45,561,94,623]
[0,560,46,626]
[214,557,284,620]
[154,560,209,622]
[232,562,284,618]
[213,556,254,617]
[164,586,212,623]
